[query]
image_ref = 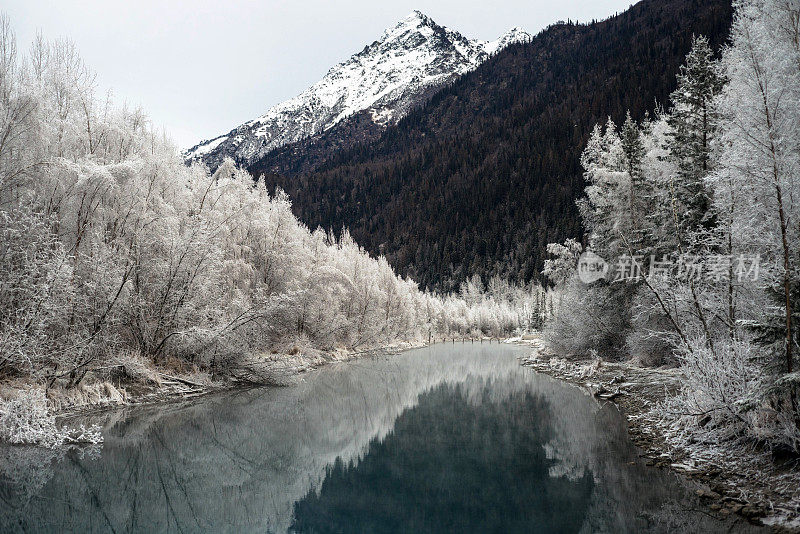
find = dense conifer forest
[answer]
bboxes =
[252,0,733,291]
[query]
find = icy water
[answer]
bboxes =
[0,344,765,533]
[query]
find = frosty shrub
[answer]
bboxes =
[0,208,77,378]
[0,13,544,404]
[660,338,761,444]
[657,337,800,454]
[625,286,680,366]
[0,389,103,448]
[543,279,630,359]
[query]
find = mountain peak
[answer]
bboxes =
[503,27,531,40]
[407,9,433,23]
[381,10,441,43]
[184,15,529,168]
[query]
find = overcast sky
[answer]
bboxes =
[5,1,634,149]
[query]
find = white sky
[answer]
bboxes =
[4,1,634,149]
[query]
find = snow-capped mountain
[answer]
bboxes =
[185,11,530,169]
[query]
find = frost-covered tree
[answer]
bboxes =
[621,111,645,216]
[545,0,800,450]
[0,12,536,417]
[711,0,800,436]
[578,121,627,258]
[665,35,724,241]
[542,239,582,288]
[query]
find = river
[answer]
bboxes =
[0,344,765,533]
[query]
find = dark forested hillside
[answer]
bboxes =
[251,0,733,291]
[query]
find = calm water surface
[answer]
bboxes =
[0,344,765,533]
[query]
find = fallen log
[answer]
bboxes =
[158,373,206,388]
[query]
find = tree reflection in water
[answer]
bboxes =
[291,383,594,533]
[0,345,766,533]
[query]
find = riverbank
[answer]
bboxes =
[48,338,517,420]
[12,342,741,533]
[517,336,800,532]
[0,341,426,426]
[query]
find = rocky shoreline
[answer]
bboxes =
[516,338,800,533]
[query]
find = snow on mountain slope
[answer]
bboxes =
[184,11,530,169]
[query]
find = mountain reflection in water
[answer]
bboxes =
[0,345,765,533]
[291,382,593,533]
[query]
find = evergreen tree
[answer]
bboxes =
[666,35,724,238]
[252,1,734,290]
[621,111,645,190]
[621,111,646,247]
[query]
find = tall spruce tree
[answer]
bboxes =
[621,111,645,187]
[666,35,724,240]
[621,111,646,248]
